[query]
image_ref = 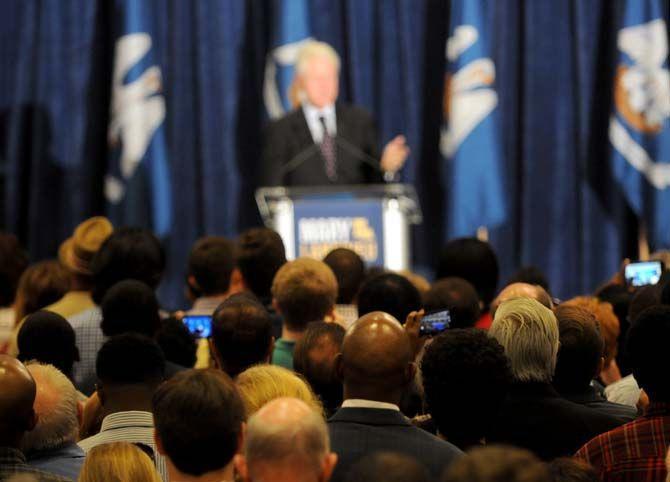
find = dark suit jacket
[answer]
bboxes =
[328,407,462,482]
[261,104,383,186]
[560,385,639,425]
[486,382,625,460]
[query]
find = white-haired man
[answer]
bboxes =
[235,397,338,482]
[486,298,622,460]
[262,40,409,186]
[22,363,85,480]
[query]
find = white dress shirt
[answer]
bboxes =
[302,102,336,143]
[342,399,400,411]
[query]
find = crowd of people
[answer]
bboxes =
[1,216,670,482]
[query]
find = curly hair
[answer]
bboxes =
[421,328,512,449]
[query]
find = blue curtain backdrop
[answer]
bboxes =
[1,0,667,308]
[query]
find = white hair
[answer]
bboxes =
[295,40,341,76]
[21,362,79,454]
[245,400,329,477]
[489,298,559,383]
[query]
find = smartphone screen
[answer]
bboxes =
[419,309,451,337]
[182,315,212,338]
[624,261,663,287]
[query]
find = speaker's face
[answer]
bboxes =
[299,55,339,109]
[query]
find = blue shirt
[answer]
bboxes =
[28,442,85,480]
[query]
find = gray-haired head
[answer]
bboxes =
[489,298,559,383]
[240,397,335,481]
[21,362,79,454]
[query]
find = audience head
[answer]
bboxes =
[490,282,553,317]
[156,316,198,369]
[507,266,550,293]
[20,363,79,455]
[628,284,662,323]
[549,458,598,482]
[236,364,323,417]
[100,279,161,338]
[663,280,670,305]
[96,334,165,412]
[441,445,550,482]
[210,293,274,378]
[78,442,162,482]
[14,260,69,321]
[421,329,512,449]
[436,237,499,308]
[153,369,245,478]
[17,310,79,379]
[0,233,28,308]
[323,248,365,304]
[423,277,481,328]
[562,296,619,368]
[293,321,346,416]
[597,283,634,376]
[90,227,165,304]
[357,273,421,324]
[489,298,559,383]
[58,216,113,290]
[236,397,337,482]
[338,312,414,404]
[400,270,432,296]
[626,305,670,403]
[0,355,37,448]
[272,258,338,331]
[236,227,286,300]
[345,452,430,482]
[552,305,603,394]
[187,236,236,299]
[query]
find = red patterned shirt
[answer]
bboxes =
[575,402,670,482]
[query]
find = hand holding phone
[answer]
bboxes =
[419,309,452,337]
[182,315,212,338]
[624,261,663,287]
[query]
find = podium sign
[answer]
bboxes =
[294,197,384,265]
[256,185,421,271]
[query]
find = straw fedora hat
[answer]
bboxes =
[59,216,113,276]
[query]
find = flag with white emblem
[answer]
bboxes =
[609,0,670,248]
[105,0,172,237]
[263,0,312,119]
[441,0,506,238]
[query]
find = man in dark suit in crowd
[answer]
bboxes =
[328,312,462,482]
[261,40,409,186]
[486,298,623,460]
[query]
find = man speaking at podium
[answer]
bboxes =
[261,41,409,186]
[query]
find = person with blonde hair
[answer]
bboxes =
[235,398,337,482]
[271,258,338,369]
[77,442,161,482]
[486,298,622,460]
[262,39,409,186]
[236,364,324,417]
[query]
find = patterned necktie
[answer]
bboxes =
[319,116,337,181]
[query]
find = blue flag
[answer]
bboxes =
[263,0,311,118]
[609,0,670,248]
[441,0,506,237]
[105,0,172,237]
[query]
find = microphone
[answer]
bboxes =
[278,143,322,176]
[335,135,399,182]
[334,136,383,172]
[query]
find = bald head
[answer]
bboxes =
[0,355,37,447]
[339,312,414,403]
[239,397,335,482]
[491,282,553,316]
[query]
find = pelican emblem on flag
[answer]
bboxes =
[105,33,166,203]
[440,25,498,158]
[609,18,670,189]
